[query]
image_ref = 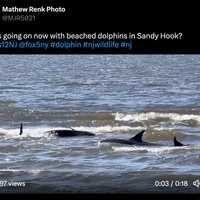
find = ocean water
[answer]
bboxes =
[0,55,200,193]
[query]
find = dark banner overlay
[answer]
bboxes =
[0,1,199,54]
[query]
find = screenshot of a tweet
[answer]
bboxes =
[0,0,200,196]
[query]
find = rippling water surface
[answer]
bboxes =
[0,55,200,193]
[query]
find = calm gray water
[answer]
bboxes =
[0,55,200,193]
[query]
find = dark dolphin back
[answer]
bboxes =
[47,129,95,137]
[129,130,145,143]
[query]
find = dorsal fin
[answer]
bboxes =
[70,127,75,131]
[20,123,23,135]
[174,137,184,146]
[129,130,145,143]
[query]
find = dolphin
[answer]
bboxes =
[100,130,185,147]
[173,136,185,146]
[46,128,95,137]
[19,123,23,135]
